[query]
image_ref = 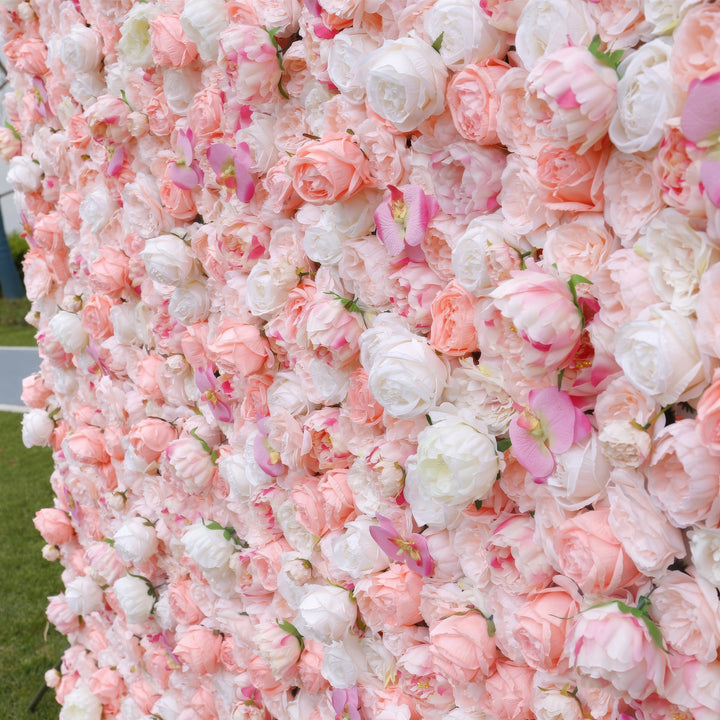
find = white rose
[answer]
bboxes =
[515,0,595,70]
[634,209,718,316]
[423,0,509,71]
[109,301,152,347]
[21,409,54,448]
[118,4,162,68]
[452,215,526,296]
[441,360,515,435]
[294,585,357,643]
[219,439,273,501]
[79,187,117,234]
[169,281,210,325]
[327,30,379,104]
[113,574,155,624]
[163,68,201,116]
[331,516,390,578]
[305,357,351,407]
[609,39,679,154]
[365,37,448,132]
[267,372,315,417]
[246,257,299,318]
[182,522,236,572]
[404,417,499,528]
[113,517,158,565]
[359,321,449,419]
[689,526,720,588]
[547,431,611,510]
[65,576,104,616]
[598,421,653,468]
[643,0,702,35]
[7,155,42,192]
[236,113,278,175]
[180,0,228,62]
[121,173,167,239]
[302,209,345,265]
[69,72,106,107]
[321,637,365,689]
[331,191,378,239]
[359,634,397,686]
[615,306,707,406]
[274,499,317,556]
[59,684,102,720]
[531,688,584,720]
[141,234,198,287]
[48,310,88,354]
[60,24,103,74]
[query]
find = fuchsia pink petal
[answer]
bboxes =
[701,156,720,208]
[373,202,403,255]
[509,420,556,480]
[169,163,202,190]
[680,73,720,145]
[332,687,360,720]
[207,143,232,175]
[530,386,577,455]
[374,184,439,256]
[369,515,434,576]
[402,185,440,247]
[369,515,404,562]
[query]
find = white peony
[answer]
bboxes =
[59,683,102,720]
[169,281,210,325]
[423,0,509,71]
[113,574,155,624]
[294,584,357,643]
[180,0,228,62]
[7,155,43,192]
[327,29,379,105]
[331,516,390,578]
[48,310,88,354]
[141,234,198,287]
[615,306,707,406]
[118,4,162,68]
[182,522,236,571]
[60,25,103,74]
[21,409,54,448]
[64,575,104,616]
[364,37,448,132]
[609,38,680,154]
[246,257,299,319]
[689,526,720,588]
[404,415,499,528]
[113,517,158,565]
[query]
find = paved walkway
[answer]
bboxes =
[0,346,41,412]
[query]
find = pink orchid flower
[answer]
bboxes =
[332,687,361,720]
[207,141,255,202]
[681,72,720,208]
[32,76,49,118]
[369,514,434,576]
[374,184,440,258]
[195,367,233,423]
[253,416,286,477]
[509,386,591,481]
[106,145,125,176]
[169,129,204,190]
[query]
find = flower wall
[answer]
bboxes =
[5,0,720,718]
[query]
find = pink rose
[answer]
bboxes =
[476,267,583,377]
[514,586,579,671]
[564,603,667,700]
[430,140,506,220]
[645,420,720,528]
[429,280,479,356]
[535,142,608,212]
[64,426,110,466]
[34,508,74,546]
[479,661,535,720]
[527,45,618,154]
[696,369,720,453]
[554,508,641,595]
[670,3,720,87]
[150,14,198,68]
[649,571,720,663]
[447,59,510,145]
[128,418,178,465]
[174,626,223,675]
[89,247,130,297]
[289,134,371,205]
[429,611,497,684]
[209,320,271,376]
[354,565,424,631]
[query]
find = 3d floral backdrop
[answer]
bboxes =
[4,0,720,718]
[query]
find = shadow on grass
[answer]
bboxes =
[0,411,66,719]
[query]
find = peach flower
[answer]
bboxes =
[174,626,223,675]
[150,14,199,68]
[670,3,720,86]
[354,564,424,631]
[289,134,371,205]
[429,280,479,356]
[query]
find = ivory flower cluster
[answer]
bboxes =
[5,0,720,719]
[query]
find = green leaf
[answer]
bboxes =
[119,89,133,111]
[432,32,444,53]
[567,274,592,305]
[496,438,512,453]
[190,429,218,465]
[425,414,433,426]
[277,619,305,653]
[4,120,20,141]
[557,367,566,390]
[474,499,483,510]
[485,614,496,637]
[324,290,362,314]
[588,35,624,73]
[266,27,281,52]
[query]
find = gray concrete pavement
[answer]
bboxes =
[0,346,41,411]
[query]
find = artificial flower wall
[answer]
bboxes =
[4,0,720,718]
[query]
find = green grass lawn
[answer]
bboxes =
[0,297,36,347]
[0,411,65,719]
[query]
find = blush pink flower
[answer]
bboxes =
[374,185,439,257]
[509,387,591,480]
[369,514,434,577]
[332,686,361,720]
[253,416,286,477]
[195,366,233,423]
[680,72,720,207]
[169,129,204,190]
[207,141,254,202]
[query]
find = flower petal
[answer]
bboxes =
[509,416,556,479]
[529,387,576,455]
[681,73,720,145]
[701,157,720,208]
[374,202,404,255]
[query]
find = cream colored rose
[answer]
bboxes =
[365,37,447,133]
